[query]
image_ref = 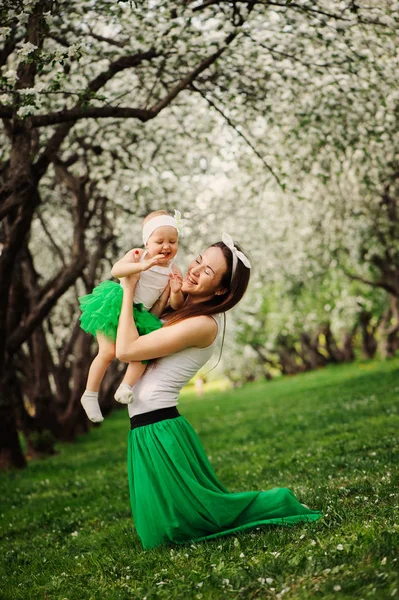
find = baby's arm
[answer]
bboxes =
[150,283,171,318]
[111,249,164,278]
[111,249,143,278]
[169,265,185,310]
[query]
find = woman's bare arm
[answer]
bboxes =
[115,279,217,362]
[116,317,218,362]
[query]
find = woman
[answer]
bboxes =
[116,235,322,550]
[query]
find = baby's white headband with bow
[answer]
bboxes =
[222,232,251,280]
[142,210,186,245]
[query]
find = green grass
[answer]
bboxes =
[1,359,398,600]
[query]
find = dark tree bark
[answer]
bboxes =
[340,325,357,362]
[358,311,378,359]
[300,331,329,369]
[0,367,26,469]
[275,334,307,375]
[344,172,399,299]
[318,322,345,363]
[378,295,399,358]
[250,343,274,380]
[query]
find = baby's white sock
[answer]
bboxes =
[114,383,134,405]
[81,390,104,422]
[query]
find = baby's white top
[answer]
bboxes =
[128,314,222,417]
[133,250,174,311]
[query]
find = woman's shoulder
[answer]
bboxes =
[182,314,220,346]
[186,314,219,327]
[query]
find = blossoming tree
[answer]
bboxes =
[0,0,394,467]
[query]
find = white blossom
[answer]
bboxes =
[44,11,55,26]
[17,105,35,118]
[16,11,29,26]
[23,0,40,9]
[0,27,12,41]
[18,42,38,58]
[3,70,19,85]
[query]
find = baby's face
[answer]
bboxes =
[146,226,178,265]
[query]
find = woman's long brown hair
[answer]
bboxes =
[162,240,251,325]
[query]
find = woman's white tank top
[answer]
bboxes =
[133,251,174,311]
[128,314,222,417]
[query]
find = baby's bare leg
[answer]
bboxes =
[81,334,115,422]
[86,334,116,391]
[114,361,147,405]
[123,362,147,387]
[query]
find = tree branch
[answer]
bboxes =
[7,252,87,353]
[37,211,66,266]
[191,83,284,189]
[0,106,13,119]
[30,106,152,127]
[151,31,239,114]
[32,32,240,128]
[87,30,129,48]
[243,31,349,69]
[32,33,239,180]
[31,48,158,176]
[0,28,23,67]
[86,49,158,95]
[192,0,389,27]
[0,193,25,220]
[34,122,74,180]
[342,267,398,297]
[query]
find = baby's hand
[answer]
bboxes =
[122,248,142,263]
[140,254,165,272]
[169,265,183,294]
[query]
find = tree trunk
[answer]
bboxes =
[0,367,26,469]
[319,322,344,363]
[378,296,399,358]
[251,343,275,380]
[340,326,356,362]
[300,331,328,369]
[358,311,378,359]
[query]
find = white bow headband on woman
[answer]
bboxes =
[222,232,251,281]
[142,210,185,245]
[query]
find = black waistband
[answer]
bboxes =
[130,406,180,430]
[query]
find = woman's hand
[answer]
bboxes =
[122,272,142,292]
[120,251,142,289]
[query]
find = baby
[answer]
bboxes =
[79,210,184,422]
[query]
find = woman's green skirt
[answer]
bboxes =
[79,280,162,341]
[127,414,322,550]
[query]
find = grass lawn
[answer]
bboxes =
[1,358,398,600]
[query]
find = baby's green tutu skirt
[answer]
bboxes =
[78,280,162,342]
[127,414,323,550]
